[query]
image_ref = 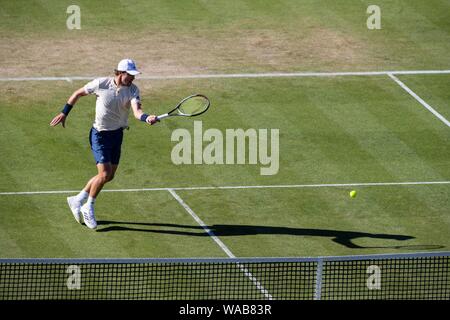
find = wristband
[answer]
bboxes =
[61,103,73,116]
[140,114,149,122]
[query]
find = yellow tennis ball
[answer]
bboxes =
[350,190,357,198]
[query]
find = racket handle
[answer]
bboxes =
[156,113,169,121]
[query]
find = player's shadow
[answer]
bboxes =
[96,221,428,249]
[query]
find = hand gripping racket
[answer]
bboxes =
[156,94,210,121]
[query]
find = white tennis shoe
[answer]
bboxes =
[81,204,97,230]
[67,196,82,224]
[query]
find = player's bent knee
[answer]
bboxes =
[104,174,114,183]
[98,171,113,184]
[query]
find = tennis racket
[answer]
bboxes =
[156,94,210,121]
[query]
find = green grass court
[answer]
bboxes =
[0,1,449,260]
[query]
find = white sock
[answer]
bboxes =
[87,196,96,207]
[75,190,89,203]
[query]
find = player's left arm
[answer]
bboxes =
[131,100,158,125]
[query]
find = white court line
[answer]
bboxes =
[1,70,450,81]
[167,189,235,258]
[167,189,273,300]
[1,181,450,196]
[388,73,450,128]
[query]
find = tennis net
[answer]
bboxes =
[0,252,448,300]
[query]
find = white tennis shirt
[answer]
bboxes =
[84,77,141,131]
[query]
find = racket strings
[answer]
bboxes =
[179,97,209,115]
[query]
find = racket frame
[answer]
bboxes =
[156,94,210,121]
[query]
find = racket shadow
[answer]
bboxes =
[96,220,423,249]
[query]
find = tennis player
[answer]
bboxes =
[50,59,157,230]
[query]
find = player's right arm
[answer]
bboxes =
[50,87,88,128]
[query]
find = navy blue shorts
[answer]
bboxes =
[89,127,124,165]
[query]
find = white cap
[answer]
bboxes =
[117,59,141,76]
